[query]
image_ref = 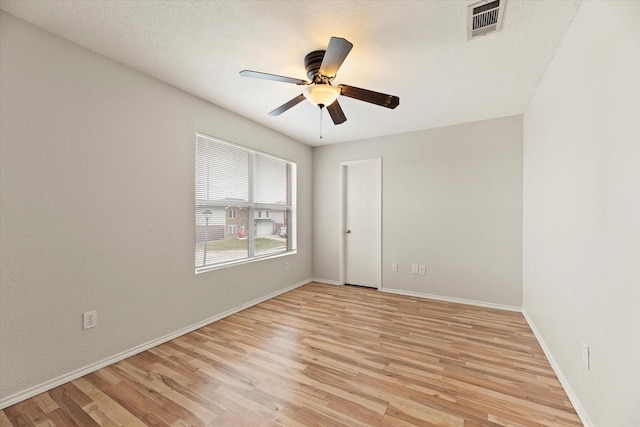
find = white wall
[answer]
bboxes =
[0,12,312,406]
[523,1,640,425]
[313,116,523,308]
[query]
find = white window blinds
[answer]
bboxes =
[195,133,296,272]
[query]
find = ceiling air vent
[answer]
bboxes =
[467,0,505,40]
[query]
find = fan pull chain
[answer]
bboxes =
[319,106,323,139]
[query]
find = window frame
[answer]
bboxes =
[195,133,297,273]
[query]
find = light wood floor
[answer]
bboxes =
[1,282,581,426]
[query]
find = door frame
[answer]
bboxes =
[338,158,382,289]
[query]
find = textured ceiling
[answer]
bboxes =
[0,0,582,146]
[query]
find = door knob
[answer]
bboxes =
[345,229,351,234]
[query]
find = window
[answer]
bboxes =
[195,133,296,272]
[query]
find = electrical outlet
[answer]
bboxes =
[419,265,426,275]
[411,265,419,274]
[83,310,97,330]
[392,263,398,272]
[582,342,590,369]
[284,262,290,271]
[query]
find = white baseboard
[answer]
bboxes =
[380,287,522,312]
[310,278,341,286]
[0,278,312,410]
[521,310,591,427]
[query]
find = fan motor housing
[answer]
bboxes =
[304,50,326,82]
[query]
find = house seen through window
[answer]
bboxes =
[195,133,296,271]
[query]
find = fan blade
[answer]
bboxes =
[240,70,309,85]
[319,37,353,77]
[327,100,347,125]
[339,85,400,109]
[268,94,306,116]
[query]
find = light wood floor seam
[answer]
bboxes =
[0,282,581,426]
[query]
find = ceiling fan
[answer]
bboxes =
[239,37,399,125]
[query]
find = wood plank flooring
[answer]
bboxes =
[0,282,581,426]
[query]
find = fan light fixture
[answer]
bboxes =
[303,84,340,107]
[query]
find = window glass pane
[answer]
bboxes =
[254,208,288,257]
[196,206,248,267]
[254,153,288,205]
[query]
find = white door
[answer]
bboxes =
[341,159,381,288]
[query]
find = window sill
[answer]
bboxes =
[195,250,297,274]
